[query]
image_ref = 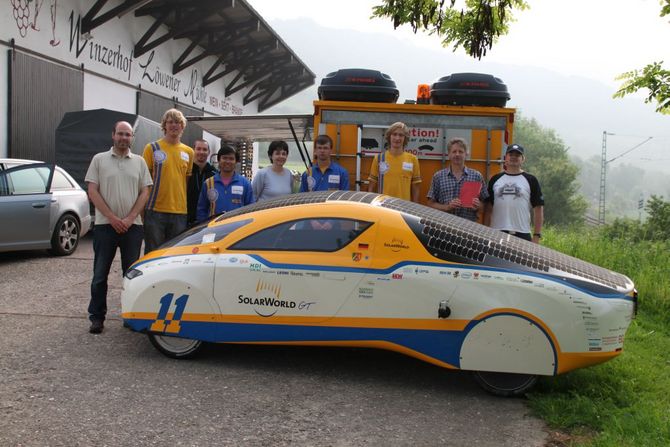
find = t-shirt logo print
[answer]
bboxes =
[499,183,521,199]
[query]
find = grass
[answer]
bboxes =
[527,227,670,446]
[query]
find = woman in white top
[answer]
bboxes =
[252,140,294,201]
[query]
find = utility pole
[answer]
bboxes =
[598,131,612,225]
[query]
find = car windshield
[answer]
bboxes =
[162,218,253,248]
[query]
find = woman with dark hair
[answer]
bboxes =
[252,140,294,201]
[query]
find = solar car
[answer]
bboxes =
[121,191,637,396]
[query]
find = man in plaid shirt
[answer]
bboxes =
[427,137,488,222]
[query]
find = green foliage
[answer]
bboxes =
[602,195,670,242]
[614,1,670,113]
[371,0,527,59]
[614,61,670,114]
[644,194,670,239]
[529,227,670,446]
[514,115,587,226]
[601,218,648,242]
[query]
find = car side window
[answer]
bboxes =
[230,218,372,252]
[1,166,50,195]
[50,170,74,190]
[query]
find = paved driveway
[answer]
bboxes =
[0,236,549,446]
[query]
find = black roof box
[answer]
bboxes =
[318,68,399,103]
[430,73,510,107]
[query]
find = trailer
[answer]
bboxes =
[188,70,515,206]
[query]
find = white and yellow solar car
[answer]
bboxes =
[122,191,637,396]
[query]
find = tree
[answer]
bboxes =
[514,115,588,226]
[373,0,670,112]
[371,0,528,59]
[644,195,670,239]
[614,1,670,113]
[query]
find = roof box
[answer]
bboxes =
[430,73,510,107]
[318,68,399,103]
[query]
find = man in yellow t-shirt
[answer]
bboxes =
[142,108,194,253]
[368,121,421,202]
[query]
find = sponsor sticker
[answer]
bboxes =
[385,238,410,252]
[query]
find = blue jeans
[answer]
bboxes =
[88,224,144,322]
[143,209,187,254]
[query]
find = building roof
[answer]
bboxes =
[80,0,315,112]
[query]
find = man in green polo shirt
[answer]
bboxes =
[85,121,153,334]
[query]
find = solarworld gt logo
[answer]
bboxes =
[239,280,298,317]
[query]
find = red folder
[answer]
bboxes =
[459,181,481,208]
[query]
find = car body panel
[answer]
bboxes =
[122,191,636,377]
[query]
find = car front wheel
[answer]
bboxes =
[471,371,538,397]
[148,333,203,359]
[49,214,80,256]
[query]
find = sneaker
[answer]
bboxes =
[89,320,104,334]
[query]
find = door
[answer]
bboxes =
[0,164,54,251]
[214,217,376,324]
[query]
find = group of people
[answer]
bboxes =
[370,121,544,243]
[84,112,542,334]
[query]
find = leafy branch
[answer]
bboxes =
[371,0,528,59]
[615,62,670,114]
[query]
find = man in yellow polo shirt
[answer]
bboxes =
[143,108,194,253]
[368,121,421,202]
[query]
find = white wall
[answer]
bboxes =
[1,0,259,116]
[83,73,135,113]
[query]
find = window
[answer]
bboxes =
[1,166,50,195]
[164,218,253,248]
[230,218,373,252]
[50,170,74,190]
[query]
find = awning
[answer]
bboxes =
[188,114,314,142]
[80,0,315,112]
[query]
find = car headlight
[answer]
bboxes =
[125,268,143,280]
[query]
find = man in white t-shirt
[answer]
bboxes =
[484,144,544,243]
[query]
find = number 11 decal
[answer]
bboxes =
[150,293,190,334]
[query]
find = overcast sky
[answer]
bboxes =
[249,0,670,89]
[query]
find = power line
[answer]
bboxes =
[607,136,653,163]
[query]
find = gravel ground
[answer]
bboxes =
[0,235,549,446]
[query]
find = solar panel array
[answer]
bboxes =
[378,197,629,290]
[217,192,630,291]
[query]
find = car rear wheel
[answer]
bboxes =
[148,333,203,359]
[471,371,538,397]
[49,214,80,256]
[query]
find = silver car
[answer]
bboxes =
[0,158,91,255]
